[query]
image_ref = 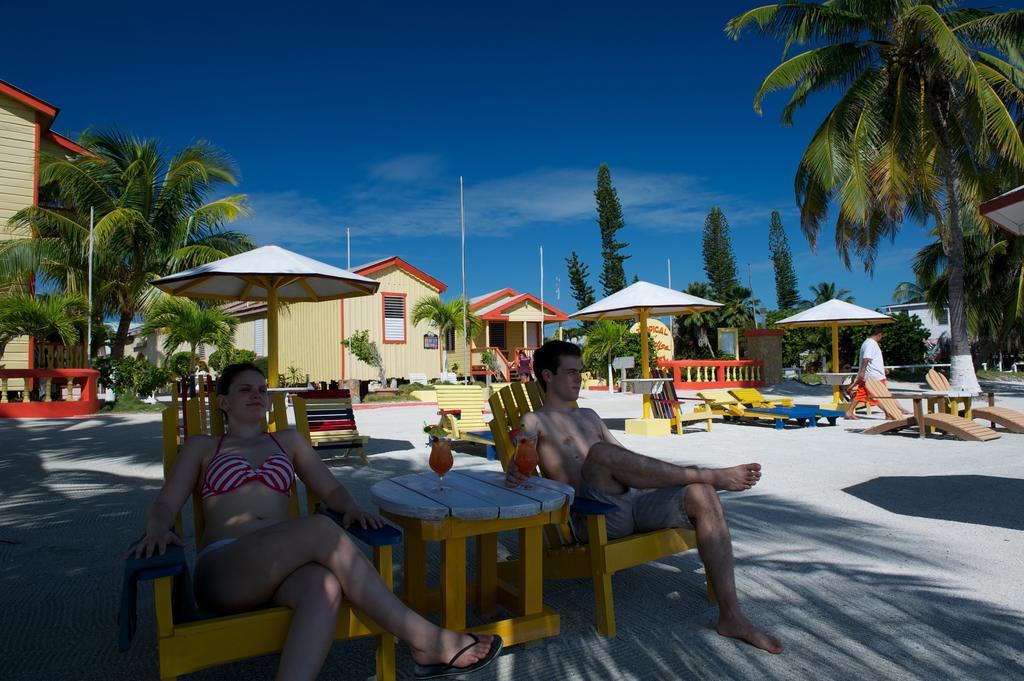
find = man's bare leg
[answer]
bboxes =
[582,442,761,493]
[684,485,783,654]
[583,443,782,654]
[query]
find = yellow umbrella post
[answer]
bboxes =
[639,307,651,419]
[831,321,840,405]
[266,285,280,388]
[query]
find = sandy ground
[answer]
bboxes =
[1,379,1023,680]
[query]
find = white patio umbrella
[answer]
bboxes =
[152,245,379,387]
[571,281,722,422]
[980,184,1024,235]
[775,299,893,404]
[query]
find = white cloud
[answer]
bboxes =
[235,156,787,250]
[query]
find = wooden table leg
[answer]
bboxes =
[914,398,926,439]
[441,537,467,630]
[476,533,498,618]
[517,525,543,616]
[403,532,428,613]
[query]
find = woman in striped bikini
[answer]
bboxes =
[130,363,501,680]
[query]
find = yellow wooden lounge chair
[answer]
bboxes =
[862,378,1000,442]
[122,392,398,681]
[487,383,713,638]
[433,384,496,449]
[294,389,371,465]
[728,387,795,409]
[925,369,1024,434]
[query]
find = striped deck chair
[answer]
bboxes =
[293,390,371,465]
[650,369,717,434]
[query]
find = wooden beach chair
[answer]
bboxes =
[650,369,718,434]
[294,389,371,465]
[121,393,399,681]
[694,390,816,429]
[433,384,496,454]
[861,378,1000,441]
[488,383,713,638]
[728,387,795,409]
[926,369,1024,433]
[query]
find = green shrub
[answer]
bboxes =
[844,313,930,367]
[253,356,269,376]
[137,364,172,397]
[93,356,151,397]
[166,351,195,380]
[209,347,258,373]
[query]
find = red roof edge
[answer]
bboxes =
[43,129,89,156]
[353,256,447,293]
[0,79,58,119]
[980,185,1024,215]
[470,288,517,311]
[481,292,569,321]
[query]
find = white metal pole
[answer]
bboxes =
[460,177,468,383]
[344,227,350,381]
[86,207,94,361]
[540,245,544,344]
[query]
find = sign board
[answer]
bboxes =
[717,328,738,359]
[423,333,439,350]
[612,356,635,370]
[629,318,674,363]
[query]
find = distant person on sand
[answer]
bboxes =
[845,327,908,418]
[506,340,783,654]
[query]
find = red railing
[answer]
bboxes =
[470,346,511,381]
[0,368,101,418]
[657,359,763,390]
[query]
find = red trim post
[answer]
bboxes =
[381,291,407,345]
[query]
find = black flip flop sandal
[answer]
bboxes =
[413,634,504,679]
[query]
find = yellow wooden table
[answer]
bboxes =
[371,470,574,647]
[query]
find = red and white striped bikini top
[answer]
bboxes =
[200,433,294,499]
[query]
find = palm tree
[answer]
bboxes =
[892,281,925,304]
[0,131,253,358]
[676,282,718,357]
[728,1,1024,392]
[583,320,631,383]
[717,283,760,329]
[0,293,87,362]
[805,282,854,306]
[140,298,238,376]
[410,296,482,375]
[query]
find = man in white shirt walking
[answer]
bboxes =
[845,327,905,418]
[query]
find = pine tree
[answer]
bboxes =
[595,164,629,296]
[565,251,596,312]
[701,207,739,298]
[768,211,799,309]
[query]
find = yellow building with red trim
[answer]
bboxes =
[0,79,88,383]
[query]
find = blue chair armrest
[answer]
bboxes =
[317,505,403,546]
[570,496,618,515]
[119,533,192,651]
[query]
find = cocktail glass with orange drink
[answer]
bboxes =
[513,429,539,489]
[424,424,453,491]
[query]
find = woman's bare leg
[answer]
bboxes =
[272,564,343,681]
[194,515,494,669]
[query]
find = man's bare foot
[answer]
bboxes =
[717,612,783,654]
[411,630,496,669]
[844,412,859,420]
[709,463,762,491]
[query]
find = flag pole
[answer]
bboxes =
[460,176,468,384]
[86,207,94,361]
[540,245,544,343]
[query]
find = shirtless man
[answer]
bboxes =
[506,340,783,654]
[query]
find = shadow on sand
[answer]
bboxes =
[844,475,1024,530]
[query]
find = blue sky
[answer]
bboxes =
[5,0,942,314]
